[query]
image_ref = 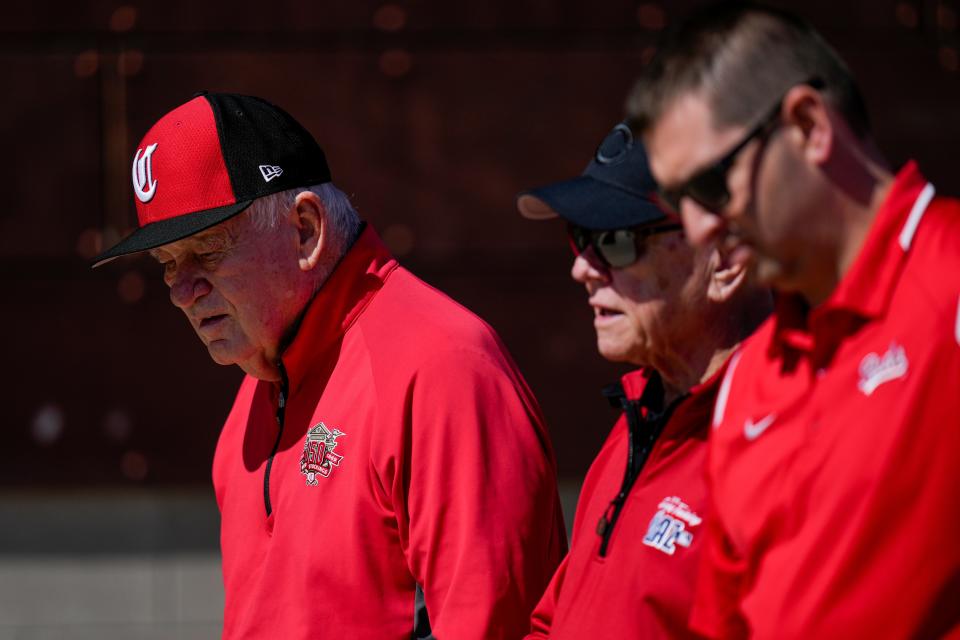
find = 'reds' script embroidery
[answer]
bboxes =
[857,342,908,396]
[300,423,346,485]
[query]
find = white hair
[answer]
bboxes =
[245,182,363,283]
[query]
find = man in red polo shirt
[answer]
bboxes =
[517,123,769,638]
[632,4,960,637]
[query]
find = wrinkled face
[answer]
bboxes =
[646,91,809,289]
[570,226,712,371]
[149,211,306,378]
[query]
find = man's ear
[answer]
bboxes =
[707,247,748,303]
[782,83,833,166]
[289,191,326,272]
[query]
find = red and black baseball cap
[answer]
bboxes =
[92,92,331,267]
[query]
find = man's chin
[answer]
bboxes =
[752,255,785,287]
[205,342,281,381]
[596,340,631,365]
[205,341,241,366]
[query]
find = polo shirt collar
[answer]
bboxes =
[825,161,934,318]
[280,224,398,391]
[620,367,655,404]
[617,360,728,439]
[773,161,935,351]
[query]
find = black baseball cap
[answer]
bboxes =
[516,122,666,230]
[92,92,331,268]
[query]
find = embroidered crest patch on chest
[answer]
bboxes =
[299,422,346,485]
[643,496,702,556]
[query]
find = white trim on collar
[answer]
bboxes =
[955,295,960,347]
[898,182,935,251]
[713,350,742,429]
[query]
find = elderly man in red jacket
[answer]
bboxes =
[517,122,769,638]
[94,92,566,639]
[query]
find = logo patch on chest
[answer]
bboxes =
[642,496,702,556]
[857,342,908,396]
[299,422,346,485]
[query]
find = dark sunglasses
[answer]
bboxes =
[568,223,683,269]
[658,78,825,214]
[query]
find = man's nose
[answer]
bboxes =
[168,262,212,309]
[570,250,610,285]
[680,200,725,248]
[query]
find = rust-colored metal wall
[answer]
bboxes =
[3,0,958,486]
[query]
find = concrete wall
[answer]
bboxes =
[0,485,581,638]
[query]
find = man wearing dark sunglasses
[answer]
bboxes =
[630,4,960,639]
[516,122,770,639]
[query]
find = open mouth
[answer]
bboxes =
[199,314,228,329]
[594,306,623,319]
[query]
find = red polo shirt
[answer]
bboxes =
[526,366,721,639]
[213,225,566,639]
[691,163,960,638]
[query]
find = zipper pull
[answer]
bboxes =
[596,515,608,536]
[277,359,289,407]
[276,360,288,423]
[596,501,618,536]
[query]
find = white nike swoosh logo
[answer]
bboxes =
[743,413,777,441]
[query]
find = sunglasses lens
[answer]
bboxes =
[687,167,732,212]
[596,229,637,268]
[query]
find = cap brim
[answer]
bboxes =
[91,200,254,268]
[516,193,561,220]
[516,175,665,231]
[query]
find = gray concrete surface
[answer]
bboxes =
[0,554,222,639]
[0,482,582,638]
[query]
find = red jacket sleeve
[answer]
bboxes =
[400,349,567,640]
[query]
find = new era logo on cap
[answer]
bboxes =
[92,92,333,268]
[259,164,283,182]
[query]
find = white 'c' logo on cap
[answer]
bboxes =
[132,143,159,203]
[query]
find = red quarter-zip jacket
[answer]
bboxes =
[213,225,566,639]
[691,162,960,638]
[526,366,722,639]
